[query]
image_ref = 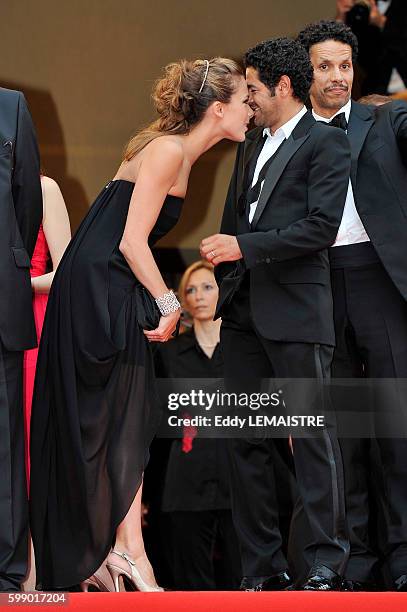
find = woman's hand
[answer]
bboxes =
[144,309,181,342]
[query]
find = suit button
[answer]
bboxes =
[265,257,271,264]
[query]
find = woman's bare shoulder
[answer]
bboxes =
[40,175,68,224]
[144,135,184,158]
[41,175,61,194]
[115,136,185,181]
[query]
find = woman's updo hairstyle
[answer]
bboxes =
[124,57,242,161]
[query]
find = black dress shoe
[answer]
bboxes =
[341,579,377,591]
[240,571,293,591]
[301,565,342,591]
[395,574,407,591]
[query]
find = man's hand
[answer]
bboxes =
[200,234,243,265]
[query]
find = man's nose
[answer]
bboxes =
[331,66,344,82]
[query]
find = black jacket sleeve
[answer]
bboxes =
[389,100,407,166]
[12,93,42,258]
[214,142,243,286]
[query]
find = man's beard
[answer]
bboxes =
[252,109,267,127]
[253,115,264,127]
[313,89,350,111]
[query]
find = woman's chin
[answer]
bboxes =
[193,312,215,323]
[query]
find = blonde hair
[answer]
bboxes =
[178,260,215,306]
[123,57,243,161]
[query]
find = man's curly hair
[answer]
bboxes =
[297,20,358,61]
[244,38,314,104]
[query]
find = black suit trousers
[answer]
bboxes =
[220,282,348,578]
[0,343,27,591]
[168,510,241,590]
[331,257,407,582]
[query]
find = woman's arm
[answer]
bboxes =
[119,137,184,341]
[31,176,71,294]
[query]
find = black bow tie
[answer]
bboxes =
[329,112,348,131]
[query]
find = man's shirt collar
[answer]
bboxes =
[263,105,307,140]
[312,99,352,124]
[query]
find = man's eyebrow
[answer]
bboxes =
[318,56,351,63]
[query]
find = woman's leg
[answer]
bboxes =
[115,483,145,557]
[110,480,160,588]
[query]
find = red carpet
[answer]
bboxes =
[6,592,407,612]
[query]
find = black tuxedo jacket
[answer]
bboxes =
[0,87,42,350]
[216,111,350,346]
[347,100,407,299]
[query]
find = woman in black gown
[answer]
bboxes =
[29,57,252,592]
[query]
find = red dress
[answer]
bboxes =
[23,224,49,487]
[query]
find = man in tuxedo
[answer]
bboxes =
[297,19,407,591]
[0,87,42,590]
[200,38,351,591]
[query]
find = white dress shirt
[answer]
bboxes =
[248,106,308,224]
[312,100,370,247]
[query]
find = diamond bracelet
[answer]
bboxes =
[155,290,181,316]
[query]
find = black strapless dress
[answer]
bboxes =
[29,179,184,589]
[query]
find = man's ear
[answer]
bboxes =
[277,75,292,98]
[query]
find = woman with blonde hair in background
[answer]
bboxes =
[154,260,241,590]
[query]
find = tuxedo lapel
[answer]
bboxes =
[236,128,263,204]
[347,101,374,185]
[251,112,314,230]
[237,209,251,233]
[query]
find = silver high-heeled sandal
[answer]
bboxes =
[80,563,115,592]
[106,549,163,592]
